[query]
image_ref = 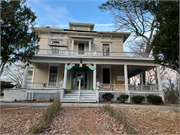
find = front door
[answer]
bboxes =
[71,65,90,90]
[103,68,110,84]
[72,72,87,90]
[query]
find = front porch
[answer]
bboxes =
[18,61,164,102]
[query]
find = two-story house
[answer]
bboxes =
[4,22,164,102]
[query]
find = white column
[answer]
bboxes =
[93,64,96,90]
[63,63,68,89]
[22,65,29,88]
[140,73,143,85]
[89,40,91,55]
[124,65,128,91]
[71,39,74,51]
[157,66,162,91]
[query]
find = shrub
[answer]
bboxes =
[117,94,129,103]
[132,95,145,103]
[1,81,15,95]
[146,95,162,105]
[29,100,61,134]
[102,93,114,101]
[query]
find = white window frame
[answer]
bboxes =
[77,42,86,55]
[27,69,34,82]
[101,43,111,56]
[47,64,59,86]
[51,40,61,45]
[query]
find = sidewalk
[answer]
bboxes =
[0,102,179,110]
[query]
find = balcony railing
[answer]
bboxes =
[36,49,150,58]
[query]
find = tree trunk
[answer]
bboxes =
[0,62,6,77]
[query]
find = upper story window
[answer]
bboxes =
[52,40,61,45]
[74,28,89,31]
[103,44,110,56]
[78,43,84,55]
[51,46,59,54]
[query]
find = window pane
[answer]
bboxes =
[103,44,109,56]
[49,66,58,85]
[27,71,33,82]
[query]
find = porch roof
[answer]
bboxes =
[31,55,157,67]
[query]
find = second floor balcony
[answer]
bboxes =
[36,49,151,58]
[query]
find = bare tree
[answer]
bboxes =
[1,61,25,87]
[99,1,157,55]
[38,20,60,28]
[162,69,179,104]
[51,20,60,28]
[130,74,140,85]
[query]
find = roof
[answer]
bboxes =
[33,24,131,42]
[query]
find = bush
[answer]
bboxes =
[117,94,129,103]
[102,93,114,101]
[146,95,162,105]
[1,81,15,95]
[29,100,61,134]
[132,95,145,103]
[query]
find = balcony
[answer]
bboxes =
[36,49,150,58]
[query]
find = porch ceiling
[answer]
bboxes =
[128,65,156,78]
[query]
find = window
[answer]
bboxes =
[74,28,88,31]
[51,46,59,54]
[103,44,110,56]
[52,40,60,45]
[49,66,58,86]
[27,71,33,82]
[27,70,33,88]
[78,44,84,55]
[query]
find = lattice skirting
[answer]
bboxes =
[34,92,60,101]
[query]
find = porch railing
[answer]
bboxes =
[25,82,60,89]
[99,84,126,91]
[128,85,159,91]
[99,83,159,91]
[36,49,150,58]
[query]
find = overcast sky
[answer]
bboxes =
[26,0,117,31]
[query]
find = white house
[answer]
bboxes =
[4,22,164,102]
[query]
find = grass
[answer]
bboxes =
[103,103,138,134]
[28,100,61,134]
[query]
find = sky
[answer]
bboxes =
[26,0,116,31]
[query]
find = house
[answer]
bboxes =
[4,22,164,102]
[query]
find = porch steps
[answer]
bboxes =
[62,90,97,102]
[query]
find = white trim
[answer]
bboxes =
[34,54,154,61]
[31,59,158,66]
[101,43,111,56]
[101,67,111,84]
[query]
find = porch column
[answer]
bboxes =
[124,65,128,91]
[89,40,91,55]
[63,63,68,89]
[157,66,162,91]
[93,64,96,90]
[71,39,74,51]
[22,65,29,88]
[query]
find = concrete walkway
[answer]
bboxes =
[0,102,179,110]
